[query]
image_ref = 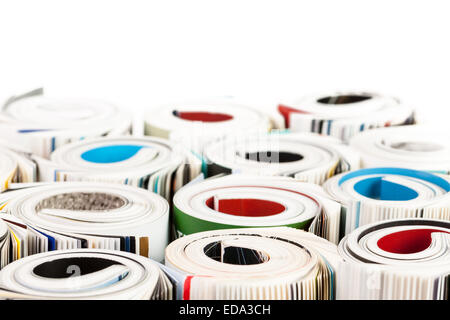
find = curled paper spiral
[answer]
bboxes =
[0,89,132,158]
[323,167,450,235]
[350,125,450,174]
[278,91,415,142]
[203,132,359,184]
[338,219,450,300]
[144,100,282,154]
[165,227,341,300]
[173,175,342,243]
[0,182,169,262]
[34,136,202,199]
[0,249,172,300]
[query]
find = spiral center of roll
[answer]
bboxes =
[244,151,303,163]
[317,94,372,105]
[353,177,418,201]
[80,145,145,163]
[377,229,450,254]
[205,197,285,217]
[203,242,269,265]
[173,110,233,122]
[33,257,124,278]
[38,102,95,119]
[36,192,126,211]
[388,141,443,152]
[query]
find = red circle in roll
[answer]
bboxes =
[377,229,449,254]
[174,111,233,122]
[205,197,285,217]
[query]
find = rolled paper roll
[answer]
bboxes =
[0,249,172,300]
[0,145,36,191]
[350,125,450,174]
[144,99,283,158]
[203,132,359,185]
[337,219,450,300]
[0,182,169,262]
[278,92,415,142]
[323,167,450,235]
[165,227,341,300]
[0,214,29,268]
[34,136,202,199]
[173,175,342,243]
[0,88,132,158]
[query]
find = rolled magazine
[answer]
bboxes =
[0,249,172,300]
[0,88,132,158]
[350,125,450,174]
[173,175,342,243]
[0,182,169,263]
[337,219,450,300]
[278,91,415,142]
[165,227,341,300]
[323,167,450,235]
[203,132,359,184]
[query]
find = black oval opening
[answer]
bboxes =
[244,151,303,163]
[203,242,268,265]
[317,94,372,105]
[33,257,123,278]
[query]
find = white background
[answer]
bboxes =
[1,0,449,131]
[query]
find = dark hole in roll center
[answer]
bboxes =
[317,94,372,105]
[244,151,303,163]
[204,242,268,265]
[33,257,123,278]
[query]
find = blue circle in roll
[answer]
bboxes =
[81,145,145,163]
[353,177,419,201]
[338,167,450,201]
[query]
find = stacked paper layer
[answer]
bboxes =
[0,145,36,191]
